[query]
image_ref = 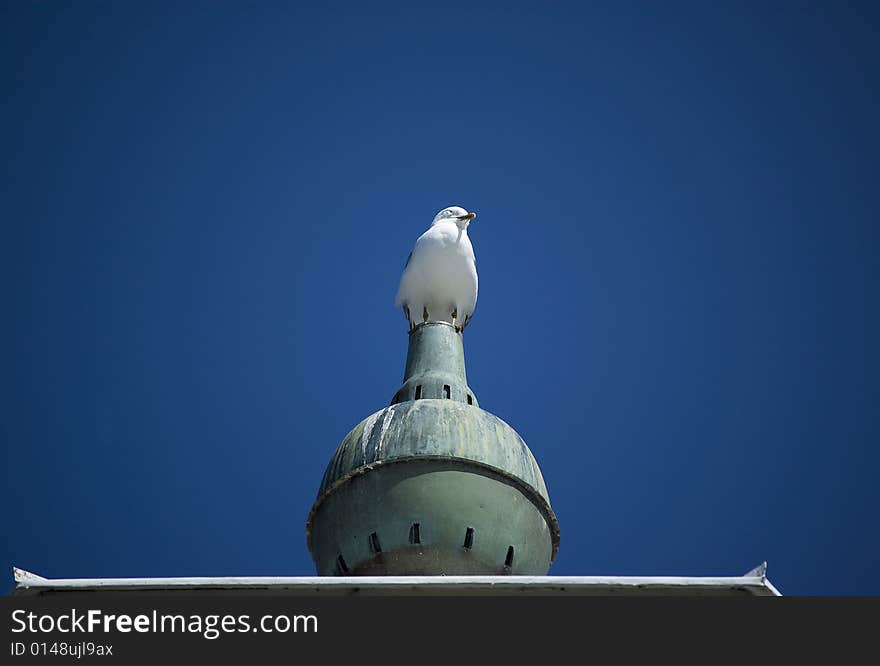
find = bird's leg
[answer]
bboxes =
[404,306,413,332]
[451,307,459,332]
[422,306,429,324]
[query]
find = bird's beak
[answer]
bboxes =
[458,212,477,221]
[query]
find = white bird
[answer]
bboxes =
[395,205,478,332]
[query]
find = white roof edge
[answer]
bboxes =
[12,566,781,596]
[13,567,47,585]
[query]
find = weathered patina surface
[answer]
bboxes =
[307,322,559,575]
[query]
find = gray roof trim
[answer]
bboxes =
[13,565,781,596]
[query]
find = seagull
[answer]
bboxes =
[395,205,478,332]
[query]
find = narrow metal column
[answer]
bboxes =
[392,322,478,406]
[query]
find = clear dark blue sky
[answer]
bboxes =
[2,2,877,595]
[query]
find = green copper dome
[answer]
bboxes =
[314,401,552,506]
[306,322,559,575]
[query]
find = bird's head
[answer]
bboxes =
[432,205,477,229]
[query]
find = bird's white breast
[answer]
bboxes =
[395,222,478,327]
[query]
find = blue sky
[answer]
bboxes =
[2,1,877,595]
